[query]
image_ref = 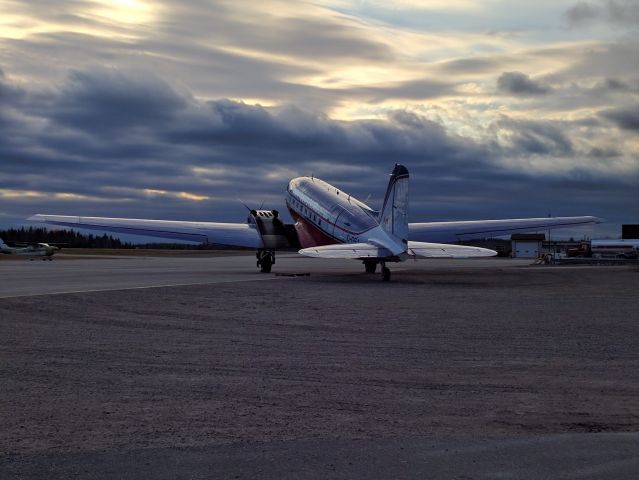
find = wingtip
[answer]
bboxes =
[474,247,498,257]
[298,247,318,258]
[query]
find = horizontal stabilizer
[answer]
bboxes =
[407,241,497,258]
[299,243,394,259]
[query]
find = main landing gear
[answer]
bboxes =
[363,259,377,274]
[363,259,391,281]
[256,249,275,273]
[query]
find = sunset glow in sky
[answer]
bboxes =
[1,0,638,236]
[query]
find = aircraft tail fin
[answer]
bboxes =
[0,237,7,249]
[379,164,409,243]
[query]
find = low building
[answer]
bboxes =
[511,234,545,258]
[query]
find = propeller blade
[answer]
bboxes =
[237,198,252,212]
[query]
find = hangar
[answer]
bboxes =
[510,234,545,258]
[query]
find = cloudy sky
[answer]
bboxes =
[1,0,638,237]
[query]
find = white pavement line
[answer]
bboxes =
[0,276,287,299]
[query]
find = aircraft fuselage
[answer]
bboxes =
[286,176,379,249]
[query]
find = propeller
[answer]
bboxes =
[238,198,265,212]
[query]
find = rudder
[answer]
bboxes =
[380,164,409,243]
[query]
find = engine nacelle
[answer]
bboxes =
[248,210,299,249]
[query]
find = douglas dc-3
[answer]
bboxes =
[29,164,599,281]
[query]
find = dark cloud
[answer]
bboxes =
[161,2,394,63]
[0,67,26,106]
[600,104,639,130]
[438,57,502,74]
[52,68,188,132]
[0,66,634,235]
[601,77,634,92]
[565,1,639,27]
[347,79,454,103]
[549,42,639,83]
[497,72,551,95]
[495,118,573,155]
[0,67,478,200]
[566,1,602,24]
[587,146,622,158]
[0,19,341,111]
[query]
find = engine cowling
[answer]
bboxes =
[248,210,300,249]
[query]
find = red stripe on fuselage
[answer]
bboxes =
[288,208,338,249]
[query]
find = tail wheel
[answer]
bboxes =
[382,266,391,281]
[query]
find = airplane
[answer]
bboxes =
[28,164,600,280]
[0,237,60,260]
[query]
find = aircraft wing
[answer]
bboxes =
[407,241,496,258]
[299,243,394,259]
[409,216,601,243]
[27,214,263,248]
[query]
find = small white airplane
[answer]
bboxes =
[0,237,60,260]
[29,164,600,280]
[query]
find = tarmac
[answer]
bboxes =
[1,253,638,478]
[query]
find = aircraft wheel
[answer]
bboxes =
[364,260,377,273]
[259,254,272,273]
[382,266,391,281]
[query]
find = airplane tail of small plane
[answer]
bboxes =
[379,164,409,244]
[0,237,8,249]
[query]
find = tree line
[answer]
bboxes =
[0,227,207,249]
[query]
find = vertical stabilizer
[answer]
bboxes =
[0,238,7,249]
[380,164,409,243]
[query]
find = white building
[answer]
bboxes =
[511,234,545,258]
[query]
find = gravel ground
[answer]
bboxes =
[1,264,638,478]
